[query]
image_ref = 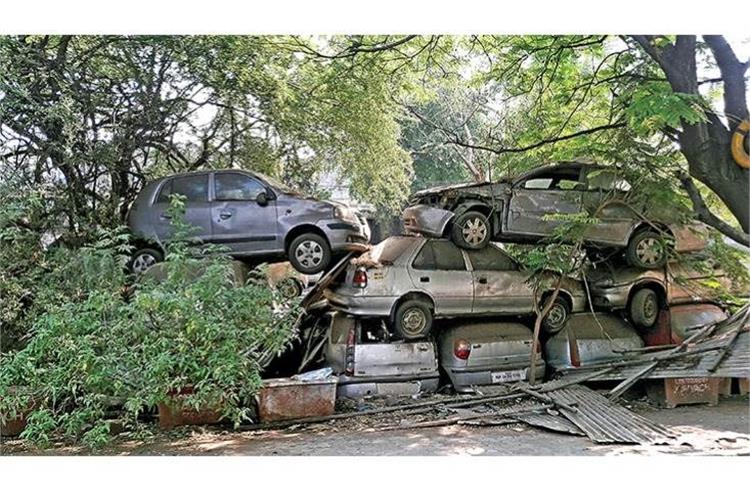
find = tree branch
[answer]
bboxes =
[678,171,750,246]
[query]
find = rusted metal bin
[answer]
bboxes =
[257,377,337,422]
[646,377,720,408]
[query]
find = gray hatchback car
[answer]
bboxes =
[126,169,369,274]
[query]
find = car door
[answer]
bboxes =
[506,167,585,237]
[211,172,280,254]
[407,240,474,316]
[465,245,535,314]
[151,173,212,243]
[579,167,636,246]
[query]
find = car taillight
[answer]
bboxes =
[352,267,367,288]
[454,339,471,360]
[345,326,356,375]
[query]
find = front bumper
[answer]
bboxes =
[446,359,546,393]
[323,289,398,317]
[589,285,630,310]
[402,204,454,237]
[318,218,370,251]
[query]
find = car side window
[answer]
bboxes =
[466,246,518,271]
[413,241,466,271]
[522,177,553,190]
[214,173,266,201]
[586,170,632,192]
[156,174,208,203]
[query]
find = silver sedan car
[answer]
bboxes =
[324,236,586,339]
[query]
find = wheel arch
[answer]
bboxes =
[627,280,667,309]
[450,200,497,233]
[284,224,330,252]
[540,289,573,311]
[390,291,436,320]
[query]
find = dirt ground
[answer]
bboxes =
[3,394,748,456]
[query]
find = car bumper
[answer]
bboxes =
[317,218,370,251]
[445,359,546,393]
[589,285,630,310]
[335,373,440,399]
[402,204,454,237]
[324,289,398,317]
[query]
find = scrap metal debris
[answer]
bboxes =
[555,305,750,388]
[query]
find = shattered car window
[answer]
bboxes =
[413,240,466,271]
[466,246,518,271]
[586,170,632,192]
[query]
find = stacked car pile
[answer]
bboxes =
[319,162,734,395]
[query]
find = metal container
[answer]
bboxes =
[257,377,337,422]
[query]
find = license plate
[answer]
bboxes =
[491,369,528,384]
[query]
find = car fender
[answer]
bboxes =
[452,199,502,234]
[390,291,438,319]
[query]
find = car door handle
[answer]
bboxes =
[219,211,233,220]
[478,277,488,284]
[420,276,430,283]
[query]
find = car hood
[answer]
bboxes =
[411,181,494,198]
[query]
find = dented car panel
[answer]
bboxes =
[670,222,710,253]
[669,303,729,342]
[325,313,440,398]
[439,322,546,392]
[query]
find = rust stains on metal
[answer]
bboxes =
[257,378,338,422]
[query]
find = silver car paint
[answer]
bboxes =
[438,321,546,392]
[127,169,369,257]
[325,236,586,321]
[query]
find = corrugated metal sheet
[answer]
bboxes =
[513,412,585,435]
[546,385,676,444]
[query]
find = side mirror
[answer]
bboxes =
[256,192,268,206]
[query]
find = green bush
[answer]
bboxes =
[0,197,299,448]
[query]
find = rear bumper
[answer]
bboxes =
[446,360,546,393]
[336,373,440,398]
[324,289,397,317]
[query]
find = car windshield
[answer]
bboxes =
[370,237,417,265]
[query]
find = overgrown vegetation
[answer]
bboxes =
[0,198,299,448]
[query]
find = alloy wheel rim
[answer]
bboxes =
[462,218,488,246]
[296,240,323,268]
[401,307,427,335]
[133,254,156,273]
[635,237,663,265]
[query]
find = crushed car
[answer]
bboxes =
[438,321,545,393]
[127,169,369,275]
[586,260,729,329]
[324,312,440,398]
[323,236,586,339]
[402,162,707,269]
[544,312,645,371]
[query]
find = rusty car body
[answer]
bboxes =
[402,162,708,269]
[669,303,729,343]
[544,313,645,371]
[324,236,586,339]
[324,312,440,398]
[438,321,545,393]
[586,260,729,329]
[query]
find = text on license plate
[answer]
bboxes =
[491,369,528,384]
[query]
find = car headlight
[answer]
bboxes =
[333,205,357,222]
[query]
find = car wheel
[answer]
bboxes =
[129,248,163,274]
[451,211,491,250]
[542,296,570,334]
[277,277,303,299]
[288,233,331,275]
[393,299,433,340]
[626,230,668,269]
[629,288,660,329]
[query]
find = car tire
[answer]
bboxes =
[629,288,660,329]
[451,211,491,250]
[542,296,571,334]
[626,230,668,269]
[277,277,303,299]
[129,247,164,274]
[393,299,433,340]
[288,233,331,275]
